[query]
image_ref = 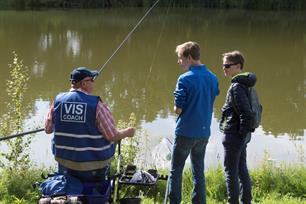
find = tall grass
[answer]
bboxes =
[0,162,304,203]
[252,162,306,201]
[145,162,306,203]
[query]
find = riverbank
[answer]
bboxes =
[0,162,305,203]
[1,0,306,10]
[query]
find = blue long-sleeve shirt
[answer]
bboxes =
[174,65,219,138]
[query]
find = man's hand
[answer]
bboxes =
[174,105,182,115]
[116,127,135,141]
[124,127,135,137]
[44,105,54,134]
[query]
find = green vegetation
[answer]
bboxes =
[117,113,139,167]
[0,163,305,203]
[119,151,306,203]
[0,167,48,204]
[0,52,40,204]
[0,52,32,170]
[149,162,306,204]
[0,0,306,10]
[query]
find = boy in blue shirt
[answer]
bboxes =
[168,41,219,204]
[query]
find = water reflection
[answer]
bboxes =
[66,30,81,57]
[26,102,304,168]
[0,9,305,145]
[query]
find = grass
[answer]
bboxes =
[150,163,306,204]
[0,166,50,204]
[0,162,305,203]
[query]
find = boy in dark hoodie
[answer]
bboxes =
[220,51,256,204]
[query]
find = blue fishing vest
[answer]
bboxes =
[53,91,115,170]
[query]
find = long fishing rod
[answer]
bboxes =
[0,128,44,141]
[96,0,160,76]
[0,0,160,142]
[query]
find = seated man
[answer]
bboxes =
[44,67,135,183]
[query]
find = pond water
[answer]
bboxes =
[0,7,305,169]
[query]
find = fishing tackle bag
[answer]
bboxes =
[38,173,83,204]
[38,173,111,204]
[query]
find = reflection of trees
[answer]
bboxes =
[97,55,178,123]
[0,8,305,138]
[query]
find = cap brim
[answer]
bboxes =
[91,70,99,78]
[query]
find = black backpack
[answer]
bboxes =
[231,85,263,129]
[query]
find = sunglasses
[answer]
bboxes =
[223,63,238,69]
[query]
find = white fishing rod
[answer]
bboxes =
[0,0,161,142]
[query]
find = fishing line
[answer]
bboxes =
[138,0,172,118]
[0,0,161,141]
[147,0,172,74]
[96,0,161,77]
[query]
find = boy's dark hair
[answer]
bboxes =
[223,51,245,69]
[176,41,200,61]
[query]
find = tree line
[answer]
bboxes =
[1,0,306,10]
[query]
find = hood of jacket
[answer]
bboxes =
[231,72,257,87]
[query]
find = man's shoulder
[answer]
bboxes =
[231,82,248,90]
[203,67,218,79]
[55,91,68,99]
[55,91,100,101]
[230,82,249,97]
[178,71,192,81]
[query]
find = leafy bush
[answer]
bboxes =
[0,167,48,203]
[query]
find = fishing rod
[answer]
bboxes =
[0,128,45,141]
[163,137,173,204]
[97,0,160,76]
[0,0,161,142]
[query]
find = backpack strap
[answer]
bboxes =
[230,83,239,116]
[230,83,250,116]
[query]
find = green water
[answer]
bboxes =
[0,8,305,167]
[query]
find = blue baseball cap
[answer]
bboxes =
[70,67,99,83]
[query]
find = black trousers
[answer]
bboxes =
[222,133,252,204]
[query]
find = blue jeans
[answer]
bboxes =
[223,133,252,204]
[169,135,209,204]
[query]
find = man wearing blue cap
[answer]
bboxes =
[45,67,135,182]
